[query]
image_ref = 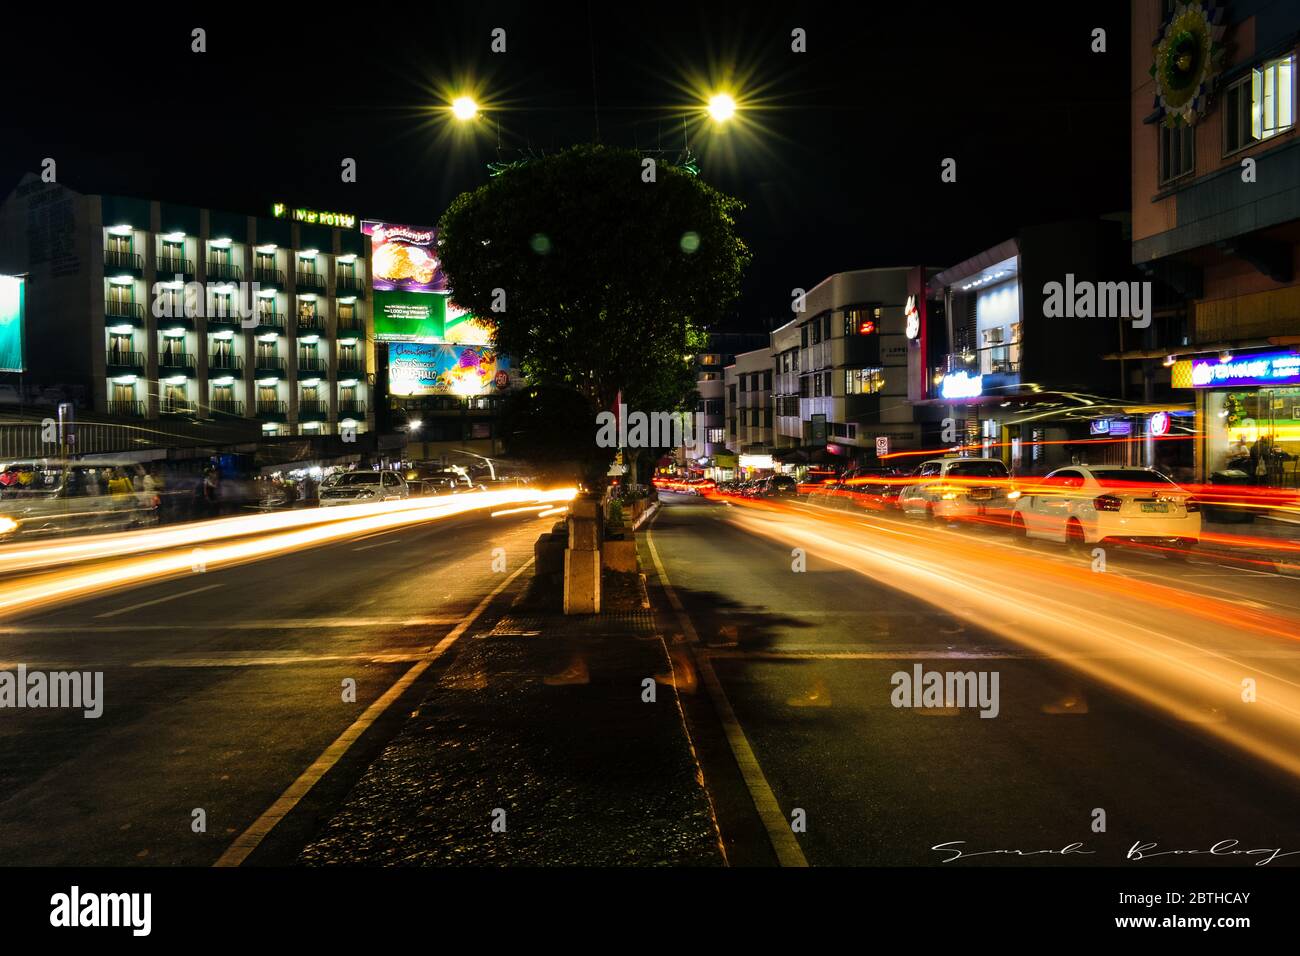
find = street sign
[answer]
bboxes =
[875,435,890,457]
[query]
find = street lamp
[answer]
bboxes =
[451,96,479,121]
[707,93,736,123]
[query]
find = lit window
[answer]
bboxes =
[1159,122,1194,184]
[1255,55,1295,141]
[845,367,885,395]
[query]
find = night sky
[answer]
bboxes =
[1,2,1131,327]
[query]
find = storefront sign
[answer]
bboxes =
[1089,419,1111,436]
[373,289,446,342]
[939,370,983,399]
[904,296,920,340]
[1190,351,1300,388]
[738,454,774,470]
[1150,411,1171,436]
[362,221,446,293]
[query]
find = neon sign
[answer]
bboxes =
[271,203,357,229]
[939,370,983,399]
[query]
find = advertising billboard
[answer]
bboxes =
[0,275,24,373]
[442,298,493,346]
[388,343,510,397]
[362,221,446,294]
[373,289,446,342]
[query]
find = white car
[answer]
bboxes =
[1011,465,1200,550]
[898,457,1015,522]
[318,470,409,506]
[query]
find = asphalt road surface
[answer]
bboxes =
[0,508,550,866]
[643,492,1300,867]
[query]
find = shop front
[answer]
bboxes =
[1182,350,1300,488]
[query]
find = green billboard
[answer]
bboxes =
[373,289,446,342]
[0,275,24,373]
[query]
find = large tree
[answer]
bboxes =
[438,144,748,417]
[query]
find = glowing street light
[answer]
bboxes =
[707,93,737,123]
[451,96,479,121]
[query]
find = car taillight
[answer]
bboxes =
[1093,494,1123,512]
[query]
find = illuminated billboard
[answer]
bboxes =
[373,289,446,342]
[388,343,510,397]
[1190,351,1300,388]
[362,221,446,294]
[443,298,493,345]
[0,275,24,373]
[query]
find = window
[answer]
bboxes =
[1257,55,1295,141]
[811,318,822,345]
[1224,73,1258,154]
[707,428,725,444]
[845,367,885,395]
[763,371,772,390]
[823,371,833,394]
[844,306,879,336]
[1159,122,1194,184]
[813,374,823,397]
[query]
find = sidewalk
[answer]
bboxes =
[298,574,723,866]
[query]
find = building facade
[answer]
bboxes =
[770,267,936,467]
[1131,0,1300,486]
[691,330,767,473]
[724,346,774,468]
[0,177,375,443]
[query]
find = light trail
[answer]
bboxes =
[0,487,576,618]
[710,493,1300,781]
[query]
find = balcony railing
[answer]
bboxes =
[105,301,144,323]
[253,356,286,373]
[159,399,197,416]
[336,316,365,336]
[208,353,244,372]
[335,274,365,294]
[297,314,326,333]
[255,312,285,331]
[256,400,288,417]
[104,250,143,272]
[107,400,145,418]
[209,400,244,416]
[297,355,328,373]
[206,259,243,282]
[297,400,328,419]
[158,351,196,372]
[106,350,145,369]
[207,307,246,326]
[295,271,325,293]
[156,256,194,278]
[945,343,1022,377]
[337,400,366,416]
[337,357,365,374]
[253,267,285,287]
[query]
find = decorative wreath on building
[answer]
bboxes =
[1150,1,1227,127]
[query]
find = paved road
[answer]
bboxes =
[0,508,550,866]
[643,492,1300,867]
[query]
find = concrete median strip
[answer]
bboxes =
[213,558,535,867]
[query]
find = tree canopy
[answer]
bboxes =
[438,144,749,414]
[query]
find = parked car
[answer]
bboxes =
[318,470,409,506]
[898,457,1014,523]
[0,459,157,540]
[1011,465,1200,551]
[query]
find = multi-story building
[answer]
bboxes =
[770,267,937,468]
[691,330,767,472]
[1131,0,1300,486]
[0,176,375,442]
[724,346,774,469]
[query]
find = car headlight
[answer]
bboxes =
[0,516,17,534]
[1007,490,1021,500]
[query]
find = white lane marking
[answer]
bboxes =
[214,557,535,868]
[645,508,808,868]
[94,583,224,619]
[352,539,402,551]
